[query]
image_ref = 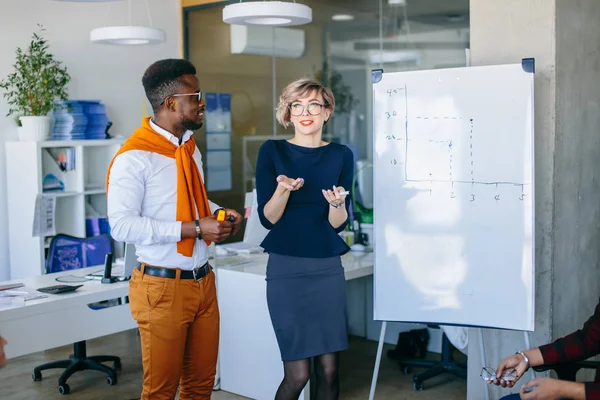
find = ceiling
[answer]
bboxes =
[188,0,469,40]
[299,0,469,41]
[304,0,468,24]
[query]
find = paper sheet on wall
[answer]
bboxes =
[32,194,56,237]
[205,92,232,191]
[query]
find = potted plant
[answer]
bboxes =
[0,25,70,141]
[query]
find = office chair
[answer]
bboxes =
[396,326,467,390]
[32,234,121,395]
[532,359,600,382]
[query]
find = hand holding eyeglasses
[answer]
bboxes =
[481,366,518,384]
[486,352,529,387]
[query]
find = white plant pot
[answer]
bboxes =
[18,116,53,142]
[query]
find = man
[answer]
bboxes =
[106,58,242,400]
[492,298,600,399]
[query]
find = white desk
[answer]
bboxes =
[0,255,375,400]
[0,267,134,359]
[214,251,374,400]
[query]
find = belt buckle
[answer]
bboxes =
[192,264,206,282]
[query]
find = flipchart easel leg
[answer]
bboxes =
[524,331,536,380]
[479,328,490,400]
[368,321,387,400]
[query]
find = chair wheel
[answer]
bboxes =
[400,365,410,375]
[107,375,117,386]
[413,381,423,391]
[58,383,70,395]
[32,371,42,381]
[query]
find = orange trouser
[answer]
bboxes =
[129,265,219,400]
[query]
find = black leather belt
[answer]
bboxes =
[139,262,212,281]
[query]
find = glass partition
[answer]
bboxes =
[184,0,469,238]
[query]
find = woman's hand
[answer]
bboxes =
[277,175,304,192]
[322,185,348,208]
[262,175,301,226]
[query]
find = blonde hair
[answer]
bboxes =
[276,78,335,128]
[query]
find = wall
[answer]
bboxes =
[0,0,181,279]
[468,0,600,399]
[467,1,555,399]
[552,0,600,341]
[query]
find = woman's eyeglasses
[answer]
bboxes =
[289,103,325,116]
[160,90,203,105]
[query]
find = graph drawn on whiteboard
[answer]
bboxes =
[372,61,535,332]
[380,83,531,203]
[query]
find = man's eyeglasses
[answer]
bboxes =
[160,90,203,105]
[289,103,325,116]
[480,367,517,382]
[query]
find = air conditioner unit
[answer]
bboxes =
[230,24,305,58]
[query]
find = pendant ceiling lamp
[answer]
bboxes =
[223,1,312,27]
[90,0,165,45]
[52,0,123,2]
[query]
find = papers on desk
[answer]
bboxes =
[213,256,253,268]
[0,285,47,308]
[0,282,24,291]
[216,241,263,255]
[0,296,24,309]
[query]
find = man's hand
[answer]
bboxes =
[492,353,528,387]
[0,336,7,368]
[225,209,243,236]
[198,216,232,243]
[520,377,582,400]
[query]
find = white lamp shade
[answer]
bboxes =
[90,26,166,45]
[223,1,312,27]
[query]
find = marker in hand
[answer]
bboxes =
[216,209,236,222]
[333,185,350,196]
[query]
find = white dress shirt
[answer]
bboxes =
[107,119,219,270]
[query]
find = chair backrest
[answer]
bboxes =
[46,234,113,274]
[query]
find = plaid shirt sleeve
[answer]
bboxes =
[538,300,600,400]
[539,299,600,365]
[585,383,600,400]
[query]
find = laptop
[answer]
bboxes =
[122,243,138,279]
[86,243,138,281]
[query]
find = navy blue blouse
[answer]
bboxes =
[255,139,355,258]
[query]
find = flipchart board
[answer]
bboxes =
[372,61,535,331]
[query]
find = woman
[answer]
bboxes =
[255,78,354,400]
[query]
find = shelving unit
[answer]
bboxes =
[6,138,125,279]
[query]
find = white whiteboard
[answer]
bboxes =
[372,62,534,331]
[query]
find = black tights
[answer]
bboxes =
[274,353,339,400]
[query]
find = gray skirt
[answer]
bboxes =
[266,253,348,361]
